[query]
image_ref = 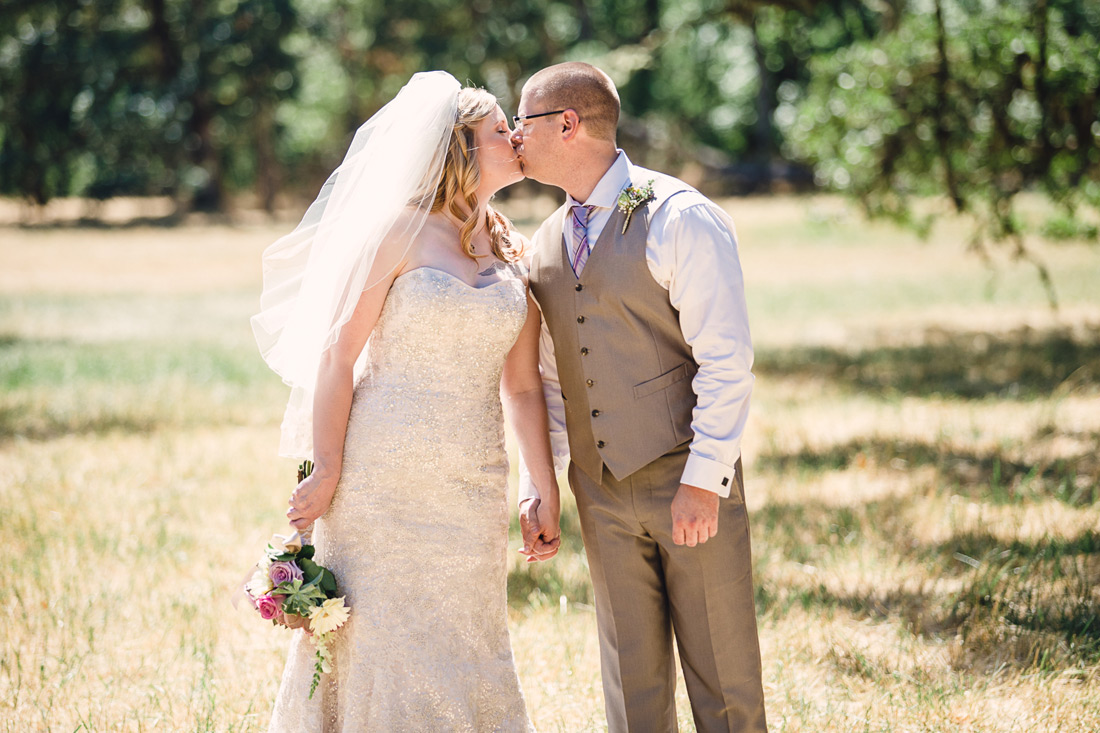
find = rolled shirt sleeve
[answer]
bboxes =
[648,196,754,498]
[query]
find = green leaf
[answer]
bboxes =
[298,557,322,583]
[319,568,338,595]
[273,579,301,596]
[276,576,327,617]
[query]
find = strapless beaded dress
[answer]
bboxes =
[268,267,534,732]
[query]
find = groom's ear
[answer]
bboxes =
[561,109,581,141]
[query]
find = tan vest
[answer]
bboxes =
[529,174,697,483]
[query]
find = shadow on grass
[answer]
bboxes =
[752,489,1100,667]
[757,324,1100,399]
[755,434,1100,506]
[943,532,1099,641]
[945,529,1100,564]
[759,560,1100,670]
[1,212,191,230]
[0,404,160,443]
[944,529,1100,666]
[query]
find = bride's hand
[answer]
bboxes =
[519,497,561,563]
[287,472,337,530]
[279,611,312,634]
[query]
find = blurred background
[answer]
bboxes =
[2,0,1099,248]
[3,1,1100,730]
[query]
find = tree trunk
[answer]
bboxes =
[751,12,776,185]
[255,102,279,213]
[933,0,963,212]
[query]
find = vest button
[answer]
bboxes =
[575,284,583,291]
[597,440,606,448]
[591,409,600,417]
[577,316,585,324]
[580,347,589,355]
[586,379,594,387]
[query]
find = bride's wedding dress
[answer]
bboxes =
[268,266,534,732]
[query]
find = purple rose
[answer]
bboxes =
[269,561,304,587]
[257,594,285,621]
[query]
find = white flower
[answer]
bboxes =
[246,568,275,597]
[616,180,655,234]
[270,531,303,555]
[308,597,350,635]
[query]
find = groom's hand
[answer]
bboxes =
[671,483,719,547]
[519,497,561,562]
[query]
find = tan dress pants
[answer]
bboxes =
[569,445,768,732]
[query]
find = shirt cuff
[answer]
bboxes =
[680,453,737,498]
[517,461,540,506]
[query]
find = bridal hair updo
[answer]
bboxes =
[431,87,523,263]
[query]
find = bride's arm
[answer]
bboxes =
[287,251,407,530]
[500,291,561,561]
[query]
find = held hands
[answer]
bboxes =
[279,611,312,634]
[287,471,337,531]
[519,496,562,563]
[671,483,720,547]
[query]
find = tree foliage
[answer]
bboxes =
[0,0,297,210]
[0,0,1097,249]
[778,0,1100,301]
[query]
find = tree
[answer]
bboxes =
[777,0,1100,303]
[0,0,298,211]
[4,0,1095,230]
[0,1,130,206]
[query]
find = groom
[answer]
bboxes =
[514,63,767,732]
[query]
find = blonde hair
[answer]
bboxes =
[431,87,523,263]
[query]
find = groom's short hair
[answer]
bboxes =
[524,63,620,143]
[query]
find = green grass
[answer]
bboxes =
[0,335,284,441]
[2,196,1099,730]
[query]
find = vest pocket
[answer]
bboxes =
[632,362,691,399]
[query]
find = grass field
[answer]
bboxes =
[2,195,1099,731]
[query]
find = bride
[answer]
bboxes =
[251,71,561,731]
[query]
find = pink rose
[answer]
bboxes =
[269,561,304,587]
[257,594,285,621]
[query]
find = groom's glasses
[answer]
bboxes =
[512,109,567,131]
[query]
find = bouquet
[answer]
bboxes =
[243,461,350,698]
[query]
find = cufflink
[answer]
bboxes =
[721,477,730,487]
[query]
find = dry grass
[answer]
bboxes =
[2,195,1099,731]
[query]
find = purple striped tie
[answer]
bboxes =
[570,204,596,277]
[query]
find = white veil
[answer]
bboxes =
[251,71,462,459]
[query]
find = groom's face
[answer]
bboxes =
[510,87,559,184]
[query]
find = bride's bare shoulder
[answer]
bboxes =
[369,208,445,279]
[395,209,452,269]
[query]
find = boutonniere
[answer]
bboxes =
[617,180,655,234]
